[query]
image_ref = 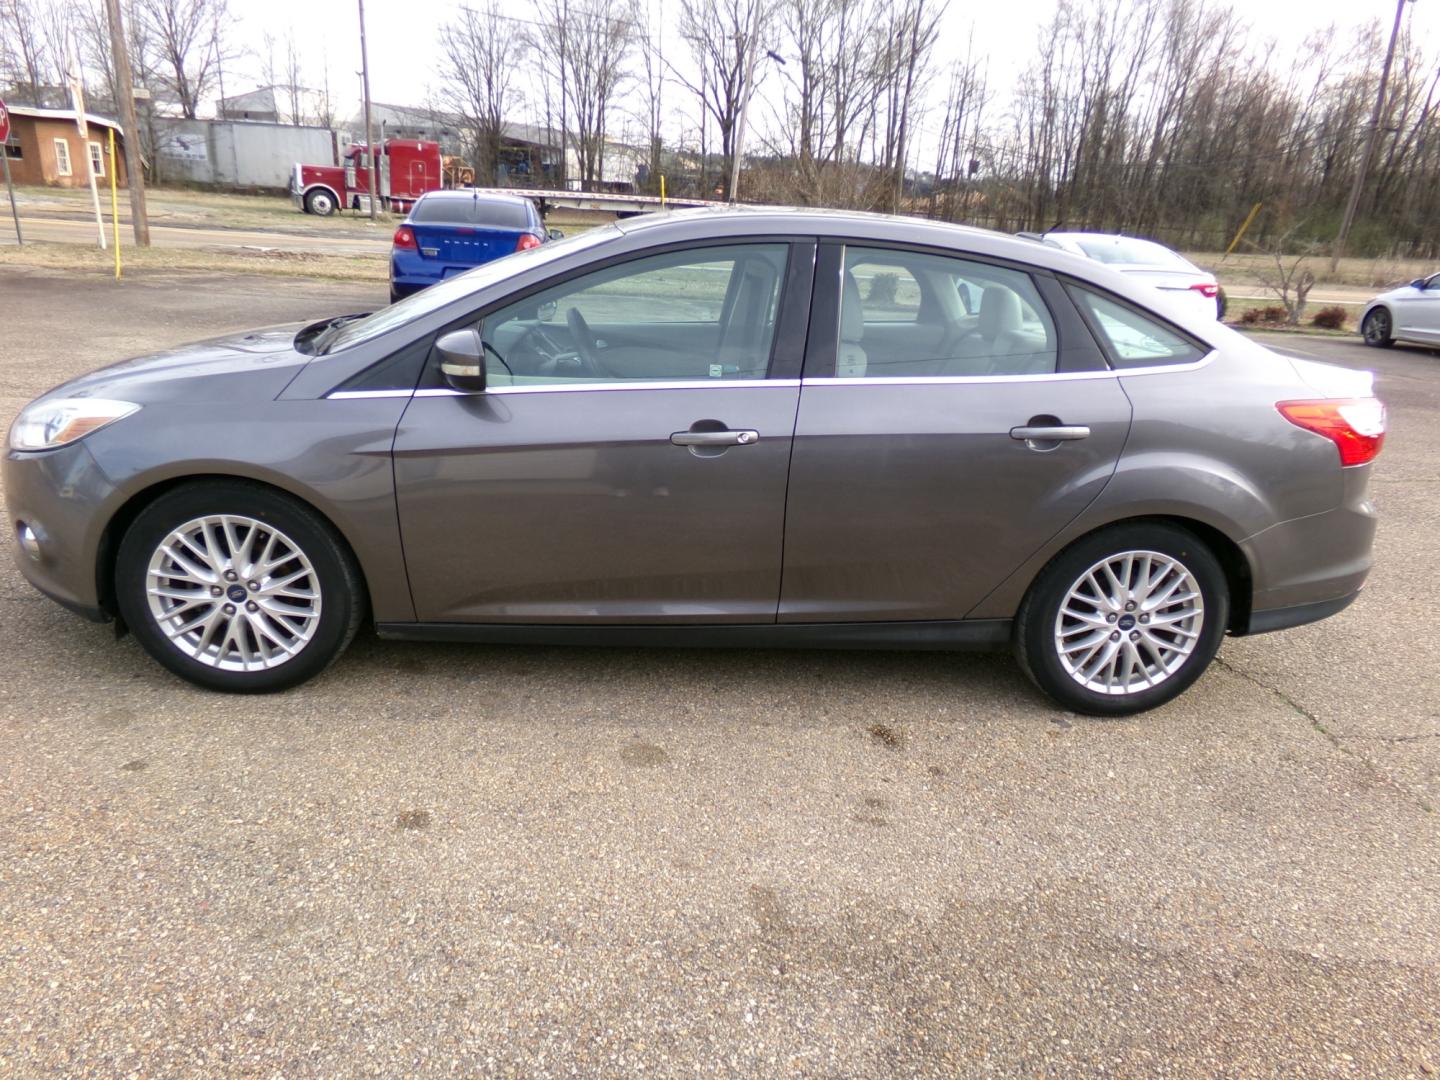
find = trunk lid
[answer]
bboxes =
[411,225,525,268]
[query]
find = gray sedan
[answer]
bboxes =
[4,209,1386,715]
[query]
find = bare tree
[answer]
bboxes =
[676,0,771,198]
[0,0,60,105]
[634,0,667,192]
[534,0,635,188]
[439,1,522,185]
[136,0,228,118]
[259,29,309,125]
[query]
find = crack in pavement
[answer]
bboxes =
[1213,653,1435,814]
[1337,732,1440,744]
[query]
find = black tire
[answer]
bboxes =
[115,481,366,693]
[1361,307,1395,348]
[304,188,337,217]
[389,285,403,304]
[1013,523,1229,717]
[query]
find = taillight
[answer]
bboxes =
[1277,398,1386,467]
[516,232,542,252]
[1189,282,1219,299]
[392,226,416,250]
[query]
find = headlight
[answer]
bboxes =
[8,398,140,451]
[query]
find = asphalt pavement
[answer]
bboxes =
[1,266,1437,1077]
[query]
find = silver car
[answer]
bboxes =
[4,209,1386,715]
[1021,231,1223,321]
[1360,272,1440,348]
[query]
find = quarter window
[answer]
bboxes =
[479,244,789,385]
[53,138,71,177]
[834,247,1058,377]
[1069,288,1206,367]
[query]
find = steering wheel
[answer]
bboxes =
[565,307,612,378]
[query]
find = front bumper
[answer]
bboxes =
[4,442,118,622]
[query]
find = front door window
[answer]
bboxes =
[478,244,789,387]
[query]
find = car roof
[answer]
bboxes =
[608,206,1220,333]
[418,189,532,206]
[615,205,1098,275]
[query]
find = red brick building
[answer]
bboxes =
[2,106,128,188]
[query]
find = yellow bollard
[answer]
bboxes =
[109,128,121,280]
[660,174,666,210]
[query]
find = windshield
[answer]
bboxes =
[319,225,620,354]
[412,195,532,228]
[1073,236,1192,269]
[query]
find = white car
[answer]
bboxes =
[1020,232,1222,320]
[1359,273,1440,348]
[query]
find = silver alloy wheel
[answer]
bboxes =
[1363,309,1390,343]
[145,514,322,671]
[1053,549,1204,696]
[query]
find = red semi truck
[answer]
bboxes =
[291,138,442,216]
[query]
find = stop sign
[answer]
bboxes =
[0,100,10,145]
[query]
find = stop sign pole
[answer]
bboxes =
[0,100,22,245]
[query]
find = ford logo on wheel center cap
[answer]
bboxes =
[1118,614,1137,631]
[226,584,247,602]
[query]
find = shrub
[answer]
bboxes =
[1311,305,1347,330]
[867,272,899,305]
[1239,305,1288,325]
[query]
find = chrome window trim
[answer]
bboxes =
[800,351,1215,386]
[327,354,1215,400]
[328,378,801,400]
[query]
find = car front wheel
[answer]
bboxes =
[1361,308,1395,348]
[115,482,365,692]
[1014,523,1228,716]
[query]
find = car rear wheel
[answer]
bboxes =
[1362,308,1395,348]
[1014,523,1228,716]
[304,189,336,216]
[115,482,365,692]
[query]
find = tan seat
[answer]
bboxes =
[944,285,1037,374]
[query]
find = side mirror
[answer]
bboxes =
[1411,278,1427,289]
[547,228,565,241]
[436,328,486,393]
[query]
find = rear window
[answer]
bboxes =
[1073,237,1190,269]
[412,195,532,229]
[1069,287,1206,368]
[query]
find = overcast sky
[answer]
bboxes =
[220,0,1440,151]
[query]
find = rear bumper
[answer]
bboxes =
[1241,592,1358,636]
[1237,468,1377,634]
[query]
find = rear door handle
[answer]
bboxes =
[670,429,759,447]
[1009,425,1091,441]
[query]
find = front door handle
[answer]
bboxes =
[670,429,759,447]
[1009,425,1091,442]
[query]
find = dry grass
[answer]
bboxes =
[1186,250,1434,291]
[0,240,387,283]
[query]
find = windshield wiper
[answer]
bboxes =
[294,313,370,356]
[312,313,371,356]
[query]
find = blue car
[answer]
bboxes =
[389,191,547,303]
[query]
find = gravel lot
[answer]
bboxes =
[1,266,1437,1078]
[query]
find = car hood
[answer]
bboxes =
[40,323,314,405]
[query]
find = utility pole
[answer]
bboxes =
[728,21,759,203]
[1331,0,1412,272]
[106,0,150,246]
[358,0,378,220]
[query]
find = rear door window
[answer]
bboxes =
[834,246,1058,378]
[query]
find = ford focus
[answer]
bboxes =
[5,209,1385,715]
